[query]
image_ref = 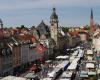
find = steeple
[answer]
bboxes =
[91,9,93,19]
[0,19,3,38]
[0,19,3,29]
[90,9,94,32]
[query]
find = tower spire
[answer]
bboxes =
[91,9,93,19]
[90,8,94,32]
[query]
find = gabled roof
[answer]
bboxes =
[13,34,38,44]
[37,20,49,30]
[37,20,50,37]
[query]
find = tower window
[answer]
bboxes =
[51,23,54,26]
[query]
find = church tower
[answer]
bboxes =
[50,8,58,45]
[0,19,3,38]
[90,9,94,32]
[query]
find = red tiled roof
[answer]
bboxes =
[16,34,37,43]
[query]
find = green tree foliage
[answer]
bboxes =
[84,25,90,30]
[20,25,28,30]
[62,27,69,33]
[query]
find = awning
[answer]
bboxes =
[61,72,73,78]
[80,74,88,77]
[86,50,93,55]
[45,60,52,63]
[56,55,69,59]
[97,69,100,74]
[86,63,94,68]
[88,71,96,75]
[43,78,52,80]
[80,71,88,74]
[59,79,70,80]
[47,68,61,77]
[47,71,55,77]
[1,76,27,80]
[24,72,38,78]
[67,62,77,70]
[56,60,69,68]
[93,31,100,37]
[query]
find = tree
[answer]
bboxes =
[20,25,28,30]
[62,27,69,33]
[21,25,26,29]
[84,25,90,30]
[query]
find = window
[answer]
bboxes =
[2,49,6,56]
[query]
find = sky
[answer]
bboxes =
[0,0,100,27]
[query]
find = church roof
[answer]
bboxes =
[37,20,50,37]
[38,20,46,28]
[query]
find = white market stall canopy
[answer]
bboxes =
[56,55,69,59]
[88,71,96,75]
[42,78,52,80]
[61,72,73,78]
[59,78,71,80]
[86,63,95,69]
[72,50,79,56]
[67,62,78,70]
[47,68,61,77]
[56,60,69,68]
[80,74,88,78]
[1,76,27,80]
[24,72,38,79]
[76,46,81,49]
[73,58,80,62]
[77,52,83,58]
[86,50,93,55]
[45,60,52,63]
[97,69,100,74]
[69,56,75,61]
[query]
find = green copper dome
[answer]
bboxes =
[50,8,58,19]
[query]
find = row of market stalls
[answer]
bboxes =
[79,49,97,80]
[42,46,84,80]
[60,48,84,80]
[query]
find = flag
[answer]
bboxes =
[36,44,47,54]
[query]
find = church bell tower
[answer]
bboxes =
[50,8,58,45]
